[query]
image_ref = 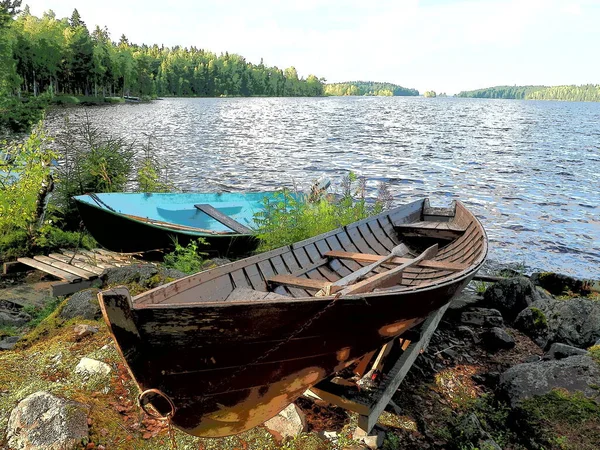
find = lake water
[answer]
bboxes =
[46,97,600,279]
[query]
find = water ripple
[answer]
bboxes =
[46,97,600,279]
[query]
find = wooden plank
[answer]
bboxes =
[357,303,451,432]
[354,350,377,377]
[33,255,97,280]
[244,265,267,292]
[51,279,101,297]
[367,221,397,251]
[395,221,466,240]
[270,255,306,298]
[339,245,439,296]
[48,254,104,276]
[230,269,251,289]
[324,250,468,272]
[194,204,252,234]
[60,250,117,269]
[93,248,135,261]
[17,257,80,282]
[315,243,410,296]
[356,223,389,255]
[267,274,331,291]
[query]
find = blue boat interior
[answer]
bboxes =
[74,192,282,234]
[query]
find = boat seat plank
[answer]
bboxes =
[324,250,467,272]
[395,221,466,240]
[17,257,80,282]
[194,204,252,234]
[33,255,98,279]
[267,274,331,291]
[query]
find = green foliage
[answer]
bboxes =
[424,90,437,98]
[457,85,546,99]
[22,296,63,328]
[52,115,134,228]
[163,239,208,274]
[589,345,600,366]
[0,94,48,133]
[0,121,56,235]
[518,389,600,449]
[529,307,547,328]
[325,80,418,96]
[0,8,325,100]
[458,84,600,102]
[254,173,386,252]
[33,224,96,252]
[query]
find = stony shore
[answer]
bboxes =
[0,263,598,449]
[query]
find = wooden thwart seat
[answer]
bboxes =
[395,221,466,240]
[324,250,467,271]
[194,204,252,234]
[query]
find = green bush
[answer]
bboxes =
[0,95,49,133]
[253,173,387,252]
[163,239,208,274]
[22,297,63,329]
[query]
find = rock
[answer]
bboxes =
[0,308,31,327]
[480,327,516,352]
[0,335,20,350]
[596,338,600,346]
[59,289,101,321]
[543,342,588,360]
[101,264,158,286]
[319,430,338,442]
[523,355,541,363]
[460,308,503,327]
[6,391,89,450]
[516,297,600,349]
[159,268,188,280]
[498,355,600,406]
[530,272,590,297]
[449,291,484,311]
[514,306,549,347]
[73,324,99,341]
[342,445,369,450]
[472,371,500,388]
[483,277,542,322]
[457,325,478,342]
[362,431,385,450]
[264,403,306,439]
[75,357,112,377]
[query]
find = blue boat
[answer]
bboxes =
[73,192,279,255]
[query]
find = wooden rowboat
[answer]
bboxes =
[99,198,487,437]
[73,192,280,255]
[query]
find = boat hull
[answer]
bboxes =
[99,198,488,437]
[76,200,258,255]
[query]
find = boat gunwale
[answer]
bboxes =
[130,199,488,309]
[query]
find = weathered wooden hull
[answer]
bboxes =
[99,198,487,437]
[75,200,258,255]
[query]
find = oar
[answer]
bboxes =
[315,243,410,296]
[338,244,439,296]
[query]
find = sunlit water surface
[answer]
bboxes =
[46,97,600,279]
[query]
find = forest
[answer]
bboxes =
[0,2,325,131]
[457,84,600,102]
[324,81,419,97]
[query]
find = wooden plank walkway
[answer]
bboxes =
[15,248,140,296]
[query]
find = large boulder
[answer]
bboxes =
[6,391,89,450]
[101,264,159,286]
[515,297,600,349]
[101,265,187,288]
[59,289,101,321]
[483,277,544,322]
[498,355,600,406]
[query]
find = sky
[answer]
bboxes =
[23,0,600,94]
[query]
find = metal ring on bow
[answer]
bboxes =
[138,388,176,419]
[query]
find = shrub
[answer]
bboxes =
[52,114,135,229]
[163,239,208,274]
[253,173,388,252]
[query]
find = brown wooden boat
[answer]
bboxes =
[99,198,487,437]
